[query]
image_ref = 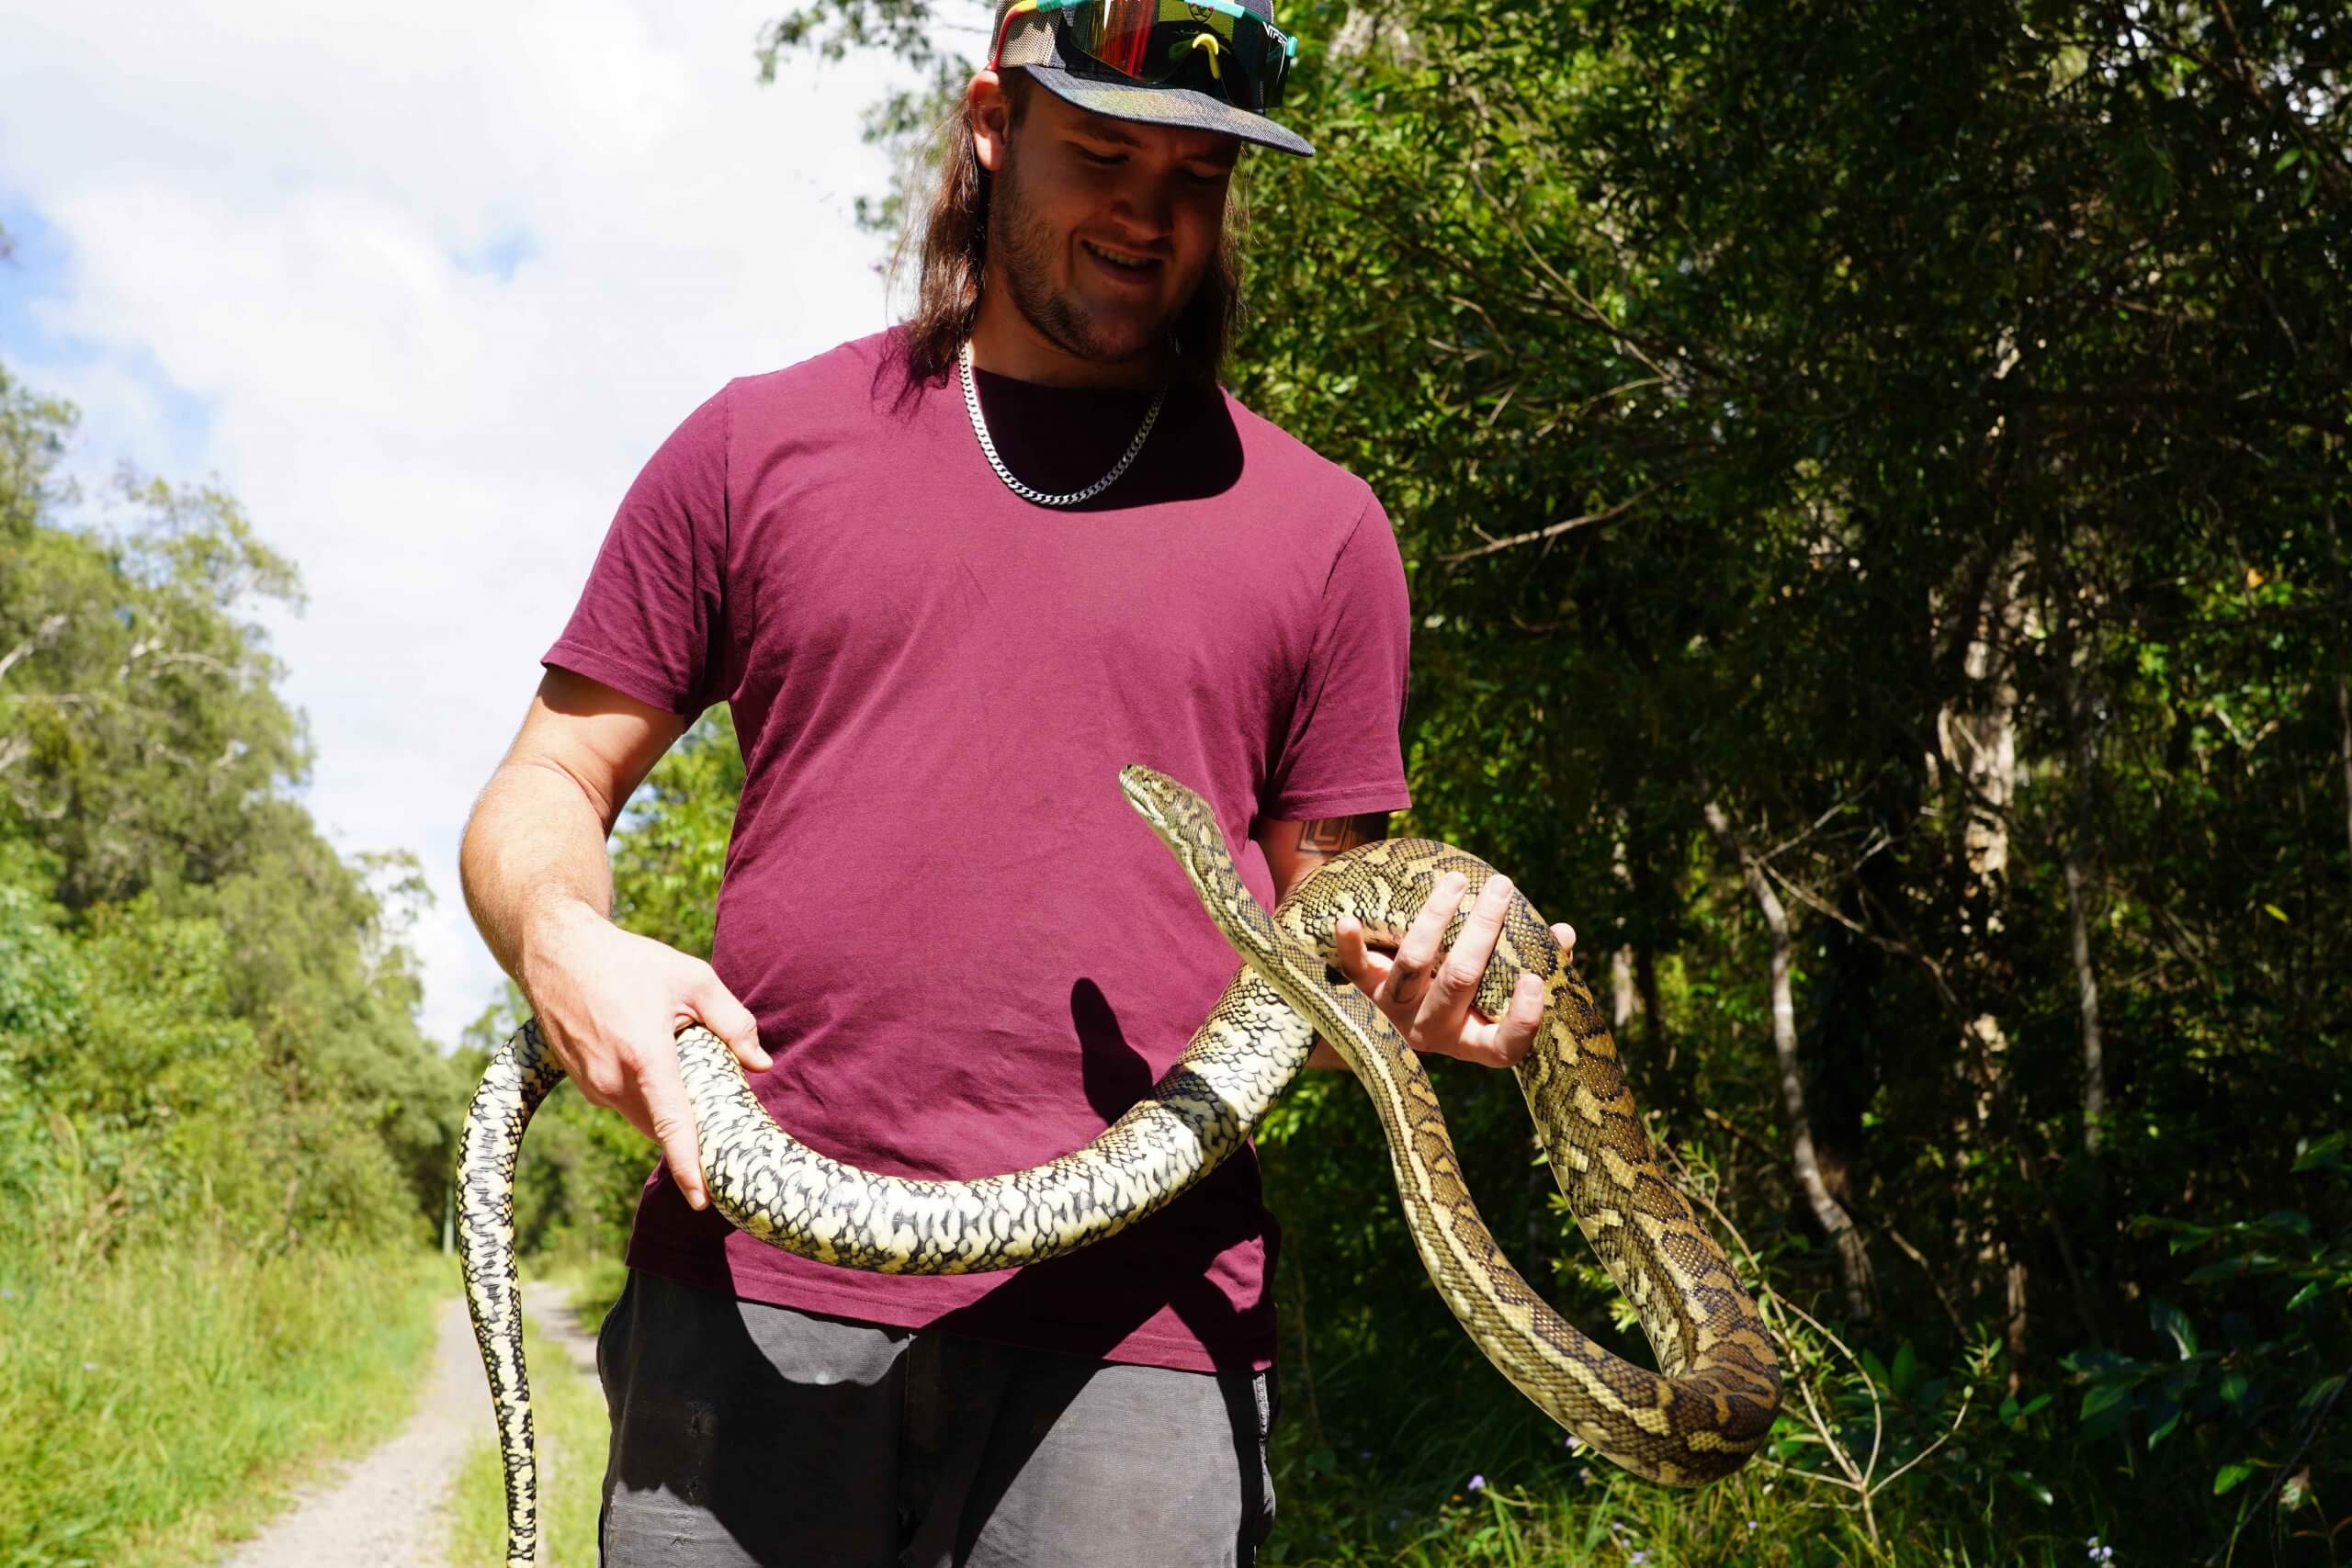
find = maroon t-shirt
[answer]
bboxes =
[545,330,1411,1371]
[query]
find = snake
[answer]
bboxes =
[458,764,1782,1565]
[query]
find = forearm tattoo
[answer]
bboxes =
[1295,813,1386,857]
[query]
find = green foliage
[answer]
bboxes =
[1227,1,2348,1558]
[2064,1145,2352,1555]
[1,470,308,911]
[0,355,457,1555]
[0,359,452,1258]
[612,708,743,963]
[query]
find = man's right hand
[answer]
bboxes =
[520,899,771,1212]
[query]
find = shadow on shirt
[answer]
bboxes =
[919,360,1250,512]
[921,976,1272,1367]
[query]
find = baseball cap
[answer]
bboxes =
[989,0,1315,158]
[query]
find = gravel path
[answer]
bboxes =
[217,1281,600,1567]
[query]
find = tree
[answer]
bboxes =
[0,362,453,1254]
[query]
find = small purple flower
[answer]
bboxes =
[1466,1474,1486,1494]
[1631,1553,1648,1565]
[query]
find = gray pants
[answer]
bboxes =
[596,1270,1277,1566]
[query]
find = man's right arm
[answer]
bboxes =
[459,666,769,1212]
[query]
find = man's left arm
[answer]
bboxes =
[1253,814,1576,1070]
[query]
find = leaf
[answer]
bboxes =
[2218,1371,2250,1405]
[2214,1462,2256,1496]
[2006,1471,2053,1506]
[1890,1340,1917,1398]
[2291,1133,2350,1173]
[2081,1380,2135,1421]
[2151,1297,2199,1359]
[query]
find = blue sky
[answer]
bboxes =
[1,193,216,481]
[0,0,927,1043]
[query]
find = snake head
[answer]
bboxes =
[1120,763,1226,857]
[1116,763,1180,833]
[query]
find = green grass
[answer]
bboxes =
[0,1238,444,1568]
[445,1259,619,1568]
[1257,1413,2091,1567]
[1266,1468,1978,1566]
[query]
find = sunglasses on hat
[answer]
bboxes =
[991,0,1299,117]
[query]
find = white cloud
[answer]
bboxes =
[1,0,928,1044]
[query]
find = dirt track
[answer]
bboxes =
[217,1282,598,1567]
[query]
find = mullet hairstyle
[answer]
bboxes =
[888,71,1245,395]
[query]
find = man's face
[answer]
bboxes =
[985,81,1239,367]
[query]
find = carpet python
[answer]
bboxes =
[458,764,1782,1564]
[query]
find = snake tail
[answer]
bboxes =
[456,1021,564,1568]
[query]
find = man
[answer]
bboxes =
[460,1,1574,1562]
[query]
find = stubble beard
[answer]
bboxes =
[990,149,1173,368]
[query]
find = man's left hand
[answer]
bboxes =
[1330,870,1576,1068]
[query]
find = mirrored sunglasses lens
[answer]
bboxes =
[1060,1,1281,108]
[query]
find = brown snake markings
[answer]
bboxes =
[458,764,1781,1565]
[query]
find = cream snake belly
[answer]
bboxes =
[457,764,1782,1564]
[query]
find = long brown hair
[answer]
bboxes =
[888,73,1245,393]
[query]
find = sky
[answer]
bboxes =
[0,0,944,1045]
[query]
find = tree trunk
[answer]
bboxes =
[2338,665,2352,873]
[2333,497,2351,872]
[1610,945,1638,1033]
[2061,646,2108,1157]
[2062,841,2105,1155]
[1704,800,1874,1319]
[1939,550,2035,1353]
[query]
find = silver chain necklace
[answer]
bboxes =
[959,339,1166,507]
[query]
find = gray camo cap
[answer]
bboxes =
[990,0,1314,158]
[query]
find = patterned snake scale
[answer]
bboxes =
[458,765,1781,1564]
